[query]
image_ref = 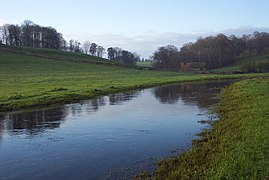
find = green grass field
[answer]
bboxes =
[154,78,269,179]
[1,45,120,66]
[0,46,267,112]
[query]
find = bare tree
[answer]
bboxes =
[82,41,91,54]
[89,43,97,56]
[107,47,115,60]
[152,45,179,71]
[74,40,81,53]
[69,39,74,51]
[0,24,10,44]
[97,45,105,57]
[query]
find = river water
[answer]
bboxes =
[0,80,233,179]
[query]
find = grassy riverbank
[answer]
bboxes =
[154,78,269,179]
[0,46,267,112]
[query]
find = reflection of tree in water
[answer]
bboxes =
[0,107,67,136]
[109,91,139,105]
[90,97,106,111]
[153,85,181,104]
[0,114,5,147]
[153,81,233,109]
[65,96,107,116]
[66,90,139,116]
[0,90,140,137]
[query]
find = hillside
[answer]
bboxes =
[0,45,120,66]
[0,46,264,112]
[0,46,190,112]
[211,54,269,72]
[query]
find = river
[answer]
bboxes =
[0,80,233,179]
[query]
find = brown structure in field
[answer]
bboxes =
[180,62,206,72]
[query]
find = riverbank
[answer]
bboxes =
[154,78,269,179]
[1,49,268,113]
[0,71,264,113]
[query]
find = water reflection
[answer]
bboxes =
[0,91,140,136]
[0,80,234,179]
[153,81,232,109]
[0,81,232,137]
[109,91,139,105]
[0,107,67,135]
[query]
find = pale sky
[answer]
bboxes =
[1,0,269,58]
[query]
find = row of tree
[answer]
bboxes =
[0,20,141,66]
[107,47,140,67]
[0,20,65,50]
[69,40,106,57]
[152,32,269,70]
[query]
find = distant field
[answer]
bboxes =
[212,54,269,72]
[136,61,153,68]
[0,46,266,112]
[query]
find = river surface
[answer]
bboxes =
[0,80,233,179]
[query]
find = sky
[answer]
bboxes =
[1,0,269,58]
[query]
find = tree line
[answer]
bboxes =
[0,20,107,56]
[152,32,269,71]
[0,20,141,66]
[107,47,140,67]
[0,20,65,50]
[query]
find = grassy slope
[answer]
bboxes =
[212,54,269,72]
[0,46,266,112]
[1,45,119,66]
[154,78,269,179]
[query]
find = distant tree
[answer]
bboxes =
[82,41,91,54]
[69,39,75,51]
[0,24,10,45]
[107,47,116,60]
[41,26,63,49]
[89,43,97,56]
[152,45,179,71]
[133,52,141,62]
[97,45,105,57]
[8,24,21,46]
[0,20,75,51]
[21,20,35,47]
[114,47,122,58]
[107,46,139,66]
[74,40,81,53]
[61,39,67,51]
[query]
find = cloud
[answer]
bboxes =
[63,27,269,58]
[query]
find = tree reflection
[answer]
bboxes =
[0,107,67,135]
[0,114,4,147]
[0,81,232,138]
[64,96,108,116]
[153,81,233,109]
[109,91,139,105]
[153,85,181,104]
[0,90,140,137]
